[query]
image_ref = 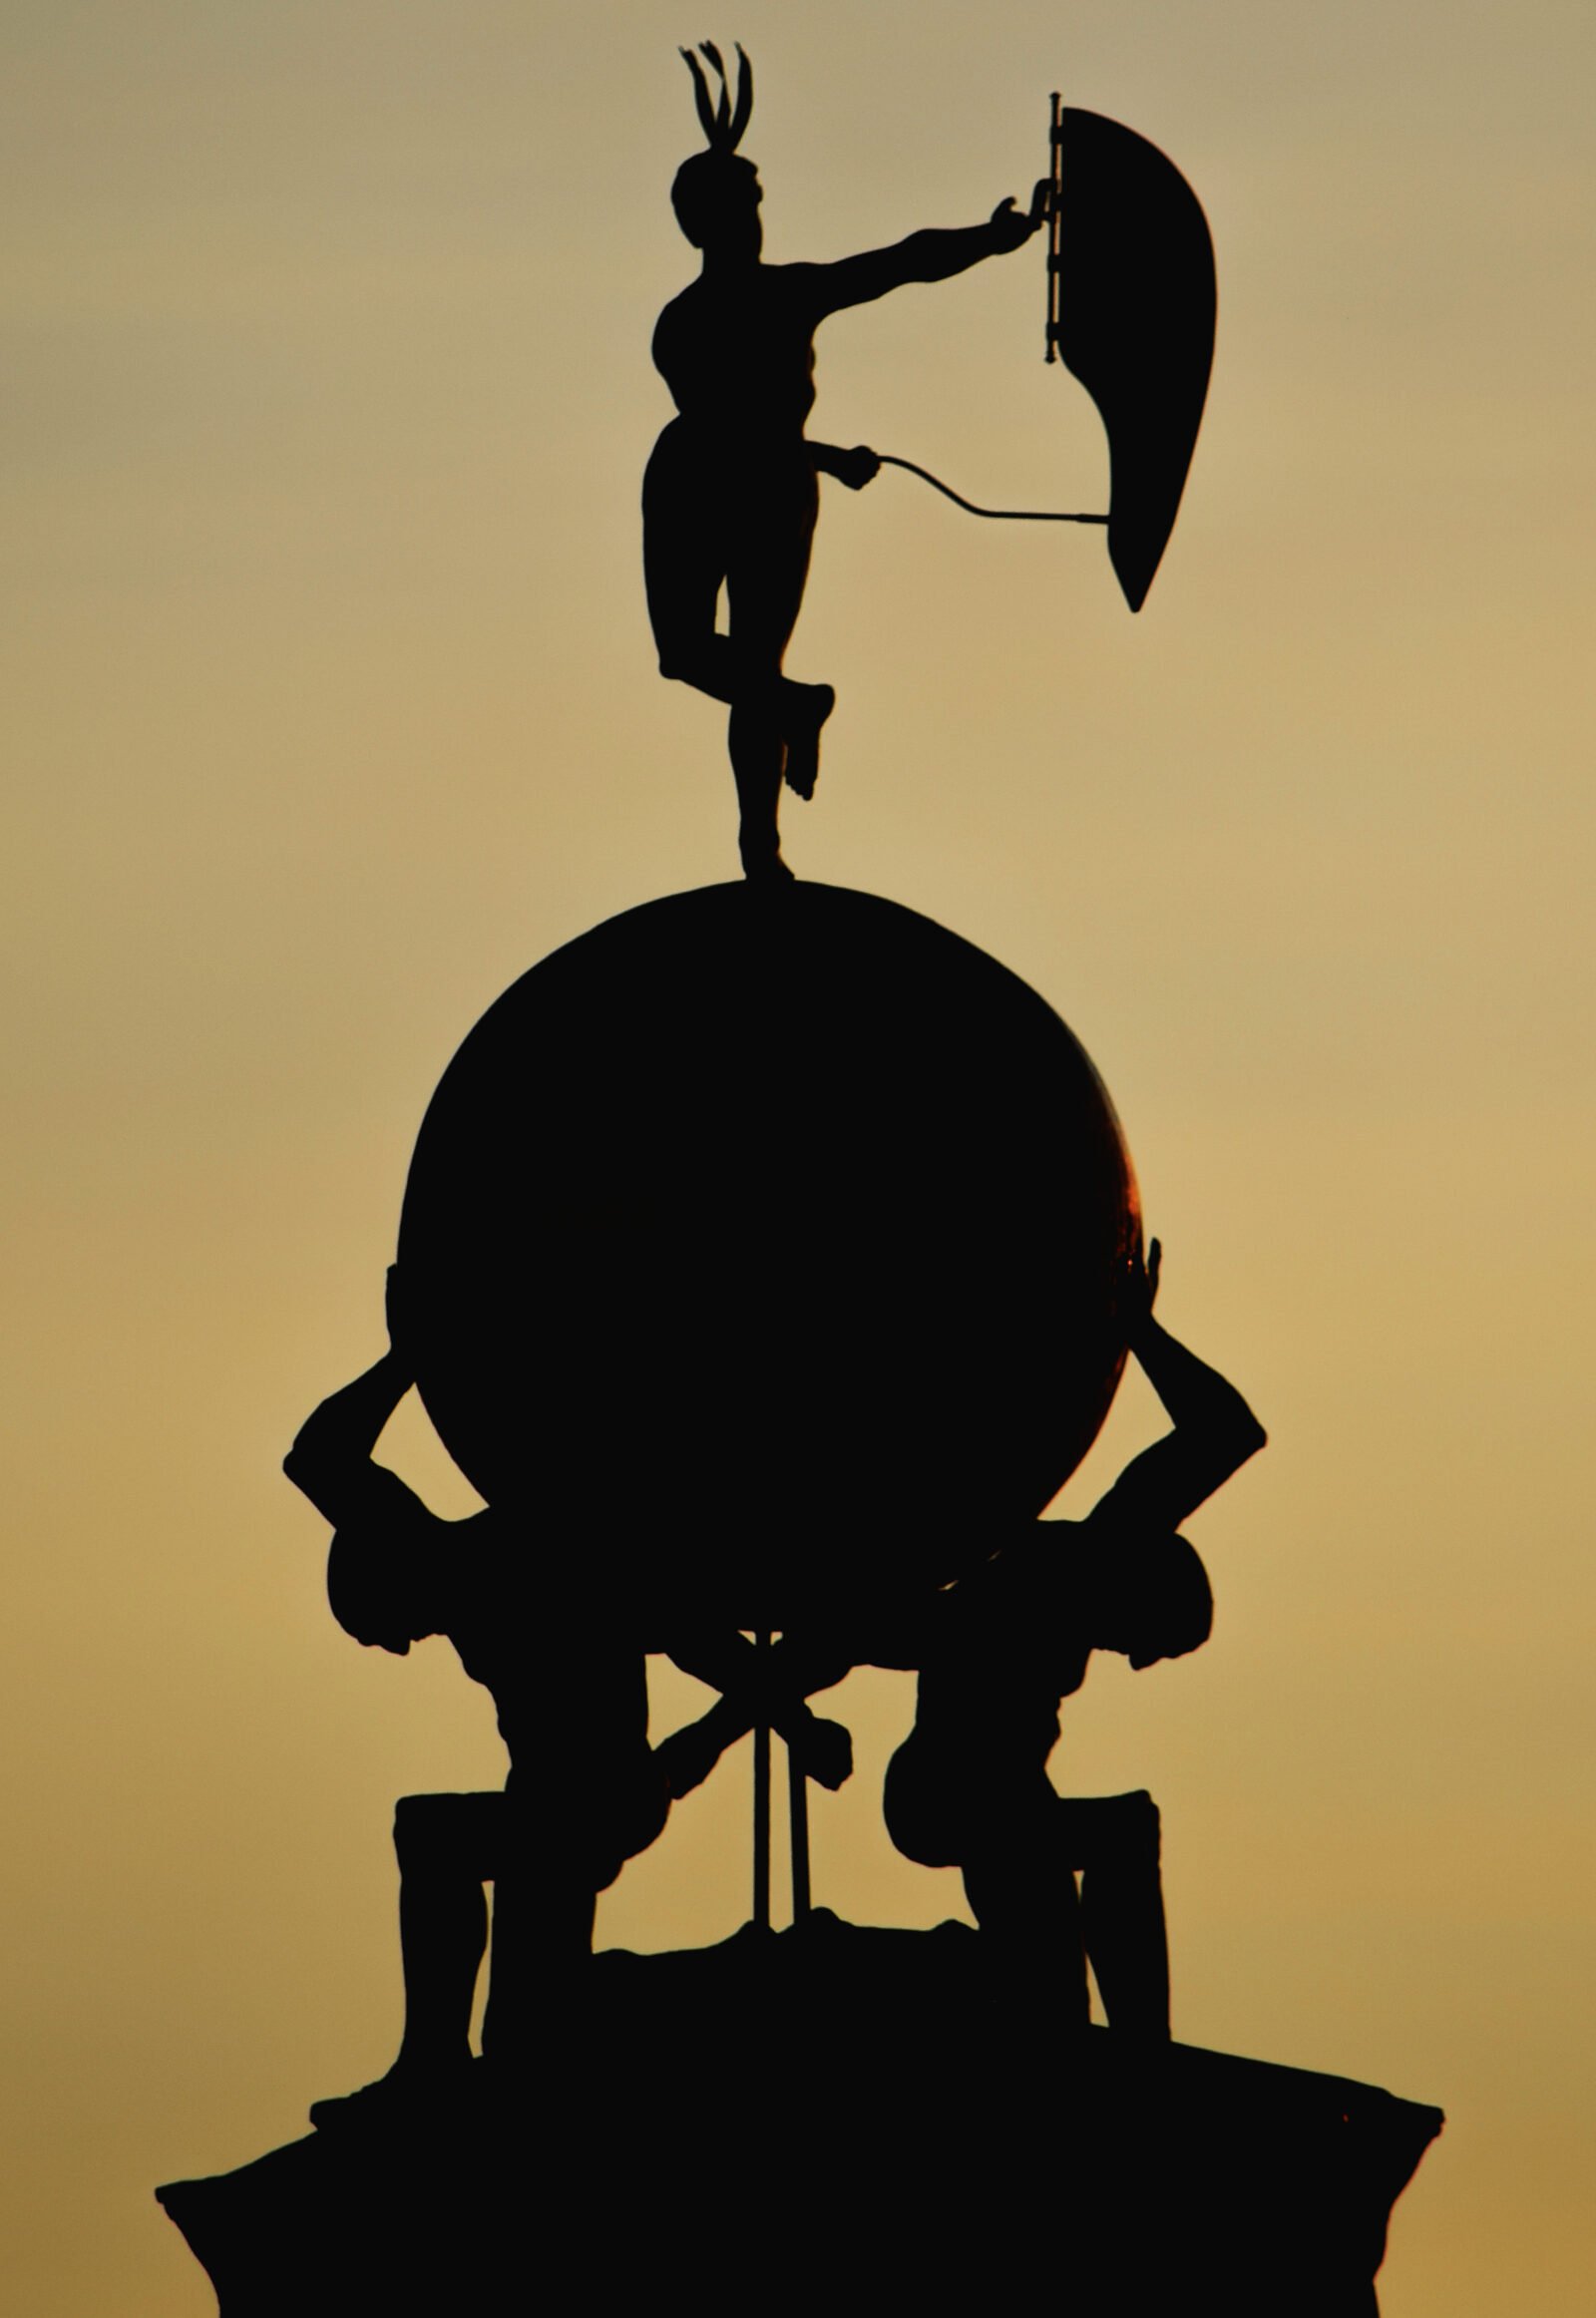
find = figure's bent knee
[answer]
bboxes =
[883,1741,964,1870]
[393,1792,452,1860]
[393,1790,504,1873]
[1060,1788,1162,1872]
[1119,1791,1161,1868]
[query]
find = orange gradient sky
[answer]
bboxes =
[3,5,1592,2311]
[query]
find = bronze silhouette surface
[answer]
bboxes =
[281,881,1149,2104]
[645,45,1043,879]
[882,1239,1264,2026]
[155,51,1443,2318]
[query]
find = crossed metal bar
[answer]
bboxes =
[750,1630,810,1932]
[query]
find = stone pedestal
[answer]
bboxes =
[159,1918,1441,2315]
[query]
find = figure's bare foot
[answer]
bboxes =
[781,682,835,801]
[740,844,795,886]
[308,2054,474,2130]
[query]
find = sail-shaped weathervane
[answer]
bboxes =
[882,95,1216,611]
[1045,95,1217,609]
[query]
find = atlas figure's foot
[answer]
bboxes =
[309,2055,475,2131]
[781,682,835,802]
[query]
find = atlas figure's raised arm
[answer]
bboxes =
[1087,1241,1267,1539]
[281,1274,453,1655]
[282,1346,414,1528]
[806,184,1048,318]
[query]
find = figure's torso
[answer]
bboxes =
[914,1521,1097,1762]
[652,263,824,441]
[436,1512,649,1771]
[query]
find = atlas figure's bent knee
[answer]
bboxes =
[392,1791,504,1878]
[393,1792,452,1862]
[1059,1788,1163,1872]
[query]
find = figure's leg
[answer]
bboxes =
[644,435,835,875]
[390,1792,499,2075]
[480,1849,594,2071]
[958,1782,1089,2020]
[725,474,827,873]
[884,1733,1090,2022]
[772,678,834,806]
[308,1791,499,2125]
[725,698,790,880]
[643,441,792,876]
[1063,1790,1171,2040]
[643,441,736,704]
[481,1651,670,2069]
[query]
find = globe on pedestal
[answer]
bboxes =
[397,883,1140,1627]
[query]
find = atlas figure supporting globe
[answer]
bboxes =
[282,885,1265,2108]
[157,58,1449,2318]
[645,44,1045,882]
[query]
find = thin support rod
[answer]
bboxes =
[752,1631,771,1933]
[788,1742,811,1925]
[1046,89,1063,363]
[877,456,1106,526]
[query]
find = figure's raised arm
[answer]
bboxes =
[283,1266,428,1519]
[283,1347,413,1528]
[283,1279,454,1655]
[1087,1242,1266,1539]
[807,183,1047,316]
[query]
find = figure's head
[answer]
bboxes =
[671,151,762,254]
[1098,1533,1213,1670]
[672,42,760,255]
[326,1471,437,1656]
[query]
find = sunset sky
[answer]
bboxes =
[4,4,1592,2310]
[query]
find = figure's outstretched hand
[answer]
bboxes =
[831,444,881,492]
[990,192,1044,251]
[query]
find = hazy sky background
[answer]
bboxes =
[4,3,1592,2310]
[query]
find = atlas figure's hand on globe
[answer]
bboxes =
[1122,1235,1163,1338]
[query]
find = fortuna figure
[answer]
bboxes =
[645,44,1045,881]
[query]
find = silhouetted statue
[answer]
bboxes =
[284,1238,1259,2112]
[283,1257,871,2117]
[153,51,1446,2310]
[882,1239,1264,2029]
[285,885,1269,2113]
[645,45,1045,880]
[622,1236,1265,2039]
[282,1272,672,2112]
[281,884,1146,2108]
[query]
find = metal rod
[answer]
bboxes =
[1046,90,1063,362]
[878,454,1106,525]
[752,1631,771,1933]
[787,1740,811,1925]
